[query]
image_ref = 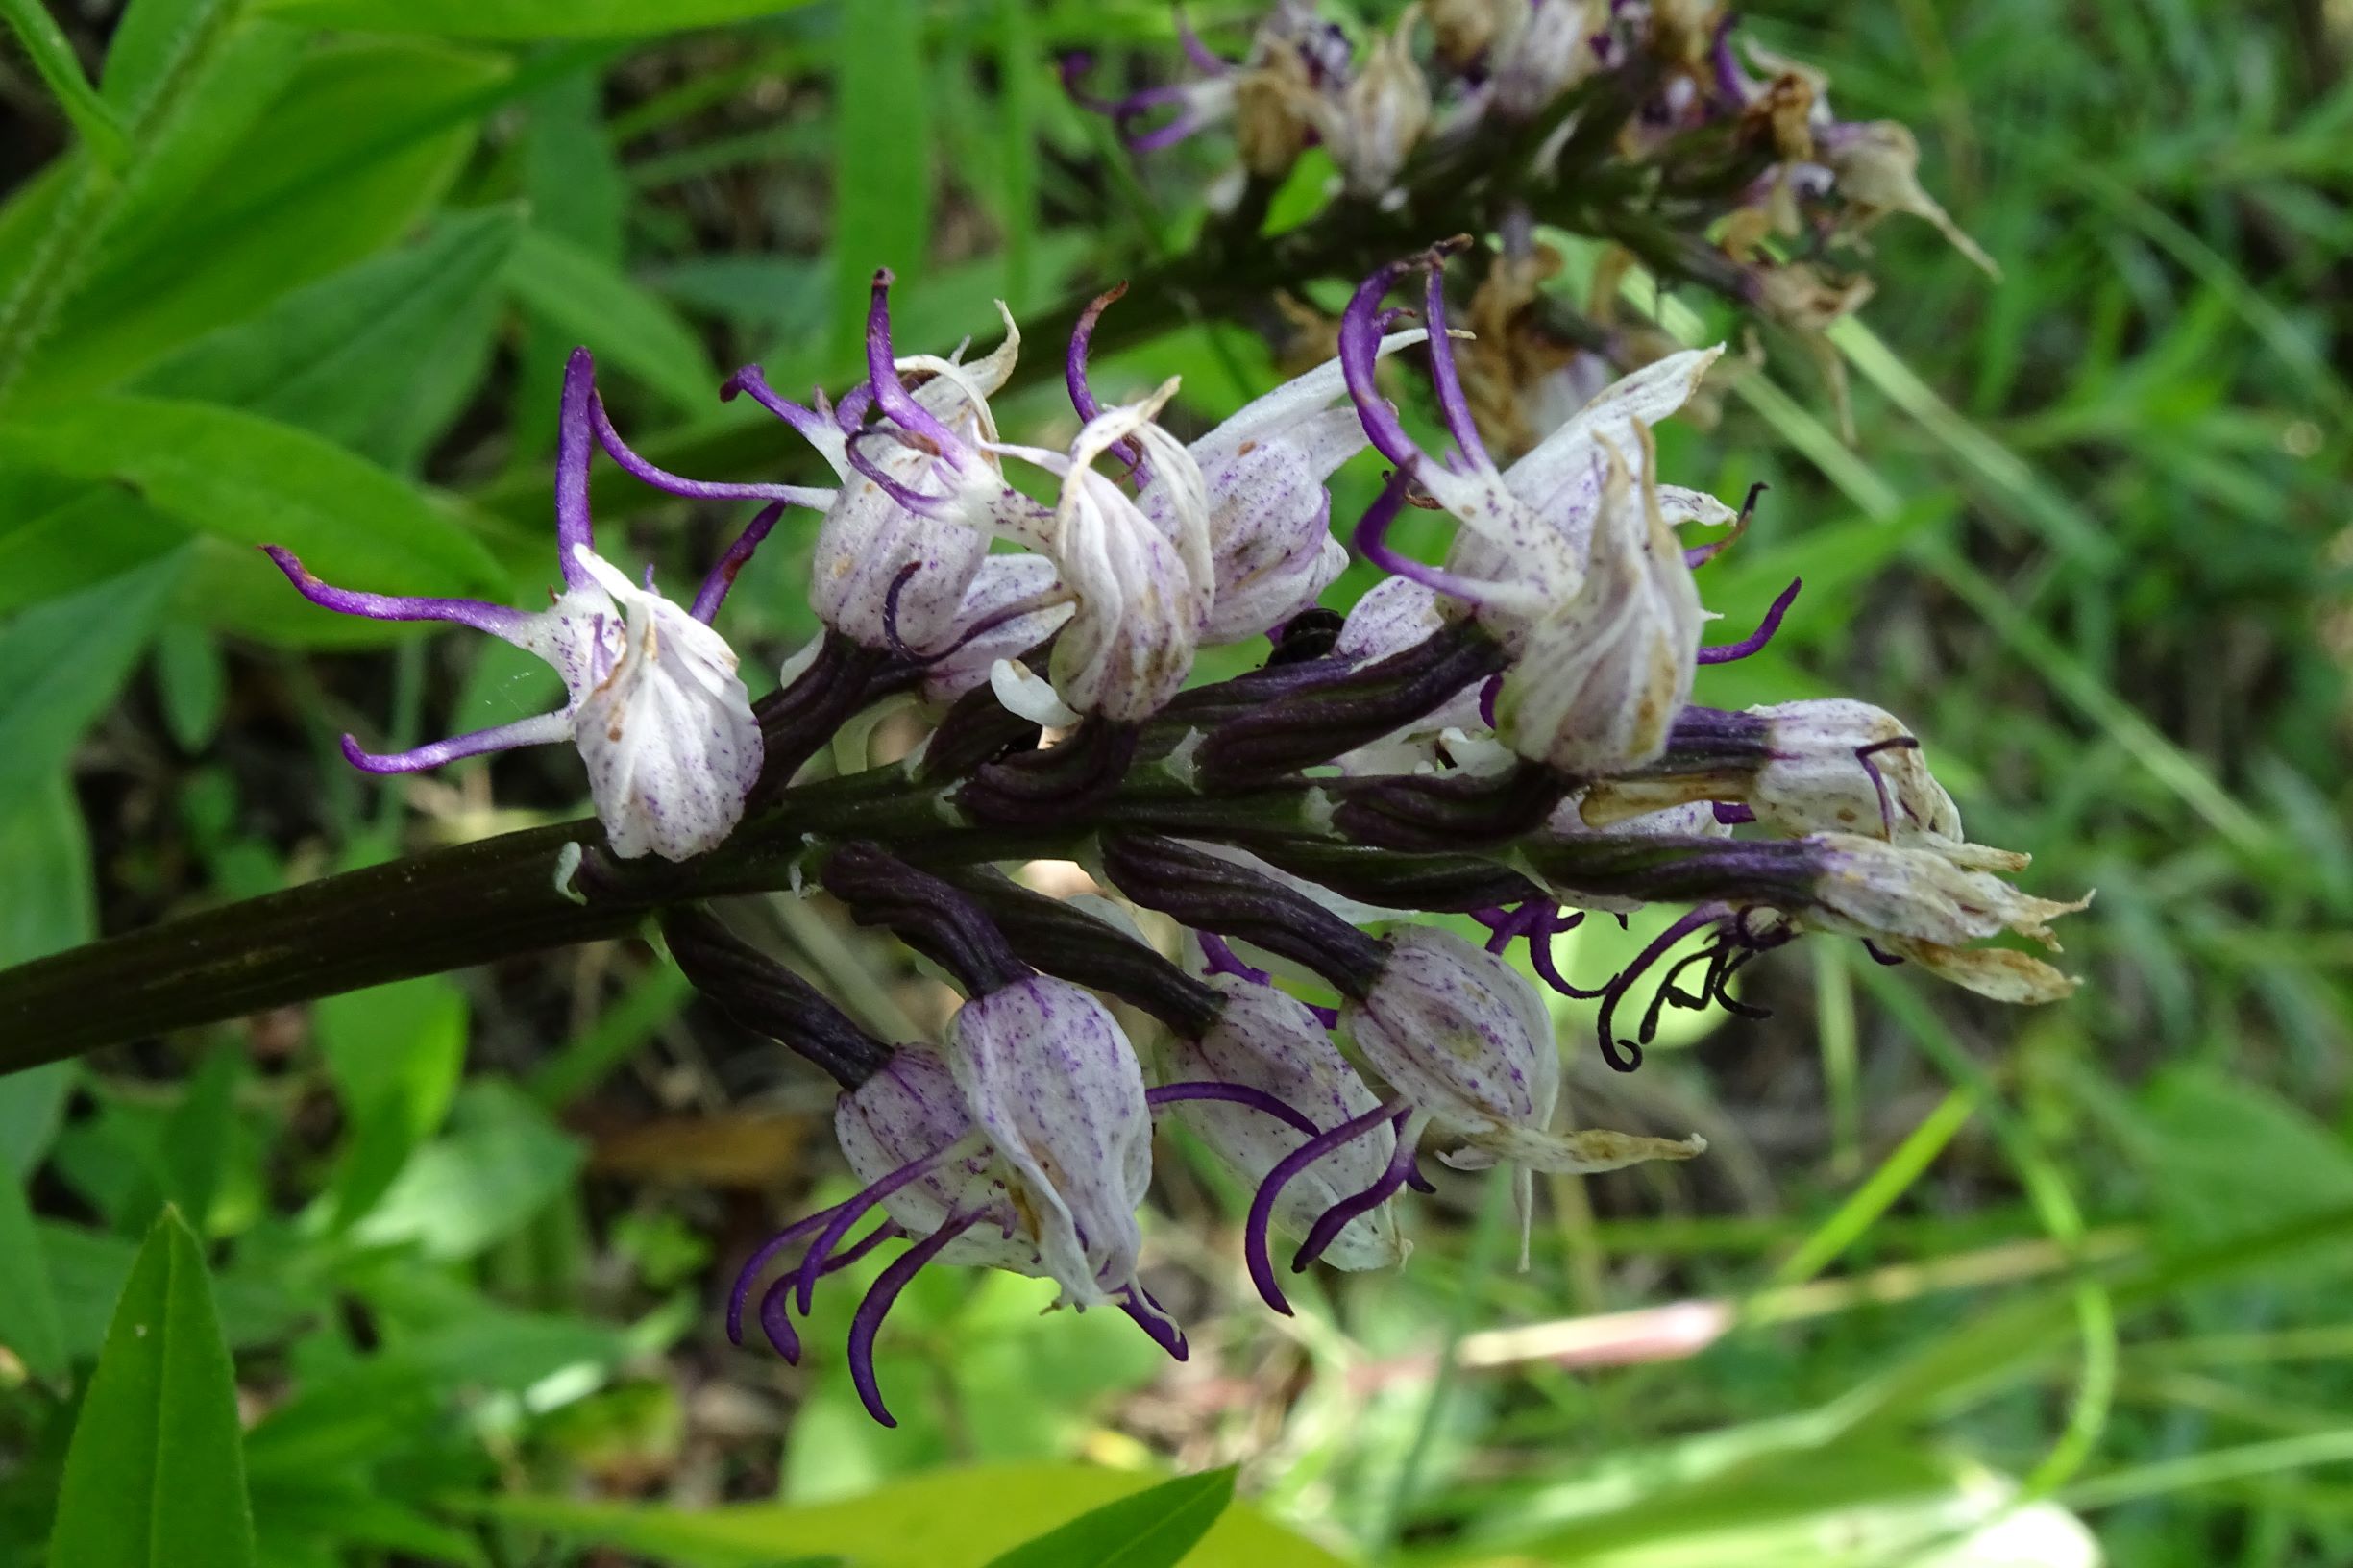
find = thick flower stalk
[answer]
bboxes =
[9,201,2091,1428]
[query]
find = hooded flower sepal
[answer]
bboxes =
[1338,245,1729,651]
[976,378,1213,728]
[1067,287,1437,647]
[1173,972,1411,1299]
[1489,427,1707,776]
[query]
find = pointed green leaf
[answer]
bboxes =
[135,207,523,461]
[0,551,183,820]
[983,1466,1238,1568]
[506,226,718,414]
[0,397,507,638]
[832,0,931,355]
[0,1146,67,1382]
[49,1208,257,1568]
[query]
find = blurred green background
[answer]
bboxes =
[1,1,2349,1564]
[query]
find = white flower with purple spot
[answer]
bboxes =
[263,349,786,862]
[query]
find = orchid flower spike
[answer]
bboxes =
[1341,246,1732,650]
[1067,287,1436,645]
[264,349,768,862]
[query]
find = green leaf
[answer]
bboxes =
[48,1208,258,1568]
[0,0,130,168]
[0,1163,67,1384]
[316,977,469,1227]
[0,470,190,617]
[507,226,719,415]
[983,1467,1237,1568]
[152,622,228,752]
[0,551,183,820]
[252,0,822,39]
[353,1081,584,1260]
[478,1463,1346,1568]
[135,206,523,462]
[31,37,504,401]
[0,396,508,641]
[832,0,931,356]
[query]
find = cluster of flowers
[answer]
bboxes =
[1065,0,1987,266]
[265,238,2079,1424]
[1066,0,1991,445]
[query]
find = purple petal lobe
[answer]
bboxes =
[847,1215,977,1428]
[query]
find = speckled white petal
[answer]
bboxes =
[946,978,1156,1309]
[917,554,1075,704]
[1493,432,1704,774]
[1342,926,1561,1147]
[570,549,762,862]
[836,1046,1039,1273]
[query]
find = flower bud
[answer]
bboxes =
[1490,0,1603,120]
[1165,975,1405,1270]
[264,349,775,863]
[1428,0,1512,70]
[1492,430,1705,774]
[1234,48,1320,178]
[1334,7,1431,197]
[1806,833,2090,1003]
[945,977,1157,1311]
[1344,927,1705,1177]
[1819,120,1999,277]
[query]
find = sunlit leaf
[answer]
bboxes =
[0,551,183,820]
[983,1466,1237,1568]
[478,1463,1346,1568]
[48,1208,257,1568]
